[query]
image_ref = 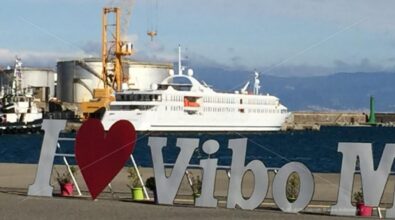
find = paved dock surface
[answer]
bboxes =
[0,163,389,219]
[0,191,376,220]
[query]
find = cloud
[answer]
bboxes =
[146,40,165,53]
[81,41,101,56]
[264,63,333,77]
[200,0,395,34]
[259,58,392,77]
[185,51,226,69]
[229,56,244,68]
[124,34,138,44]
[132,43,224,70]
[0,48,85,68]
[80,34,138,57]
[333,58,385,73]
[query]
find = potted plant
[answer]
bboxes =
[126,167,144,201]
[354,190,372,216]
[188,173,202,203]
[55,166,76,196]
[286,172,300,202]
[145,176,157,203]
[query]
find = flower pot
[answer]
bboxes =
[132,187,144,201]
[357,203,372,216]
[60,182,74,196]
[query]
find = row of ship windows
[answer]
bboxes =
[202,97,276,105]
[166,96,277,106]
[247,99,277,105]
[117,94,278,107]
[248,108,287,114]
[110,105,287,114]
[166,96,183,102]
[110,105,154,111]
[202,108,283,114]
[203,97,236,104]
[117,94,161,102]
[165,106,286,114]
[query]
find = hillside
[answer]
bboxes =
[192,67,395,112]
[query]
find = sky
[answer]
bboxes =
[1,0,395,76]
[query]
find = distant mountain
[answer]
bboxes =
[192,67,395,112]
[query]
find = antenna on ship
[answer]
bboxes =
[253,71,261,95]
[241,81,250,94]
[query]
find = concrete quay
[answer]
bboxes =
[0,163,391,219]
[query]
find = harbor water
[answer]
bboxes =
[0,126,394,173]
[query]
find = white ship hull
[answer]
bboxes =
[103,108,288,131]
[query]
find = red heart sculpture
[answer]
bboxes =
[75,119,136,200]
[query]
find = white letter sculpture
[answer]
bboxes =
[28,120,66,197]
[148,137,198,204]
[226,138,269,210]
[196,140,220,207]
[272,162,314,213]
[331,143,395,218]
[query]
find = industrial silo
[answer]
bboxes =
[56,58,103,103]
[1,67,55,101]
[21,67,56,100]
[124,60,173,90]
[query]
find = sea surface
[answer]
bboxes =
[0,126,394,173]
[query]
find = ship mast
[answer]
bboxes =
[178,45,182,75]
[12,57,22,96]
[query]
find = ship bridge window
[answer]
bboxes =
[158,84,169,90]
[170,76,193,85]
[170,84,192,91]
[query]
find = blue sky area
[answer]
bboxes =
[0,0,395,76]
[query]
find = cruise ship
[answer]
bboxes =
[101,57,289,132]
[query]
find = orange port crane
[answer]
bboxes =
[80,7,133,117]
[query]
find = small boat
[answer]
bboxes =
[0,57,43,134]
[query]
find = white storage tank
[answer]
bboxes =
[124,60,173,91]
[1,67,55,101]
[22,68,56,99]
[57,58,103,103]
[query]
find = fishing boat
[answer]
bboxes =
[101,47,289,132]
[0,58,43,133]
